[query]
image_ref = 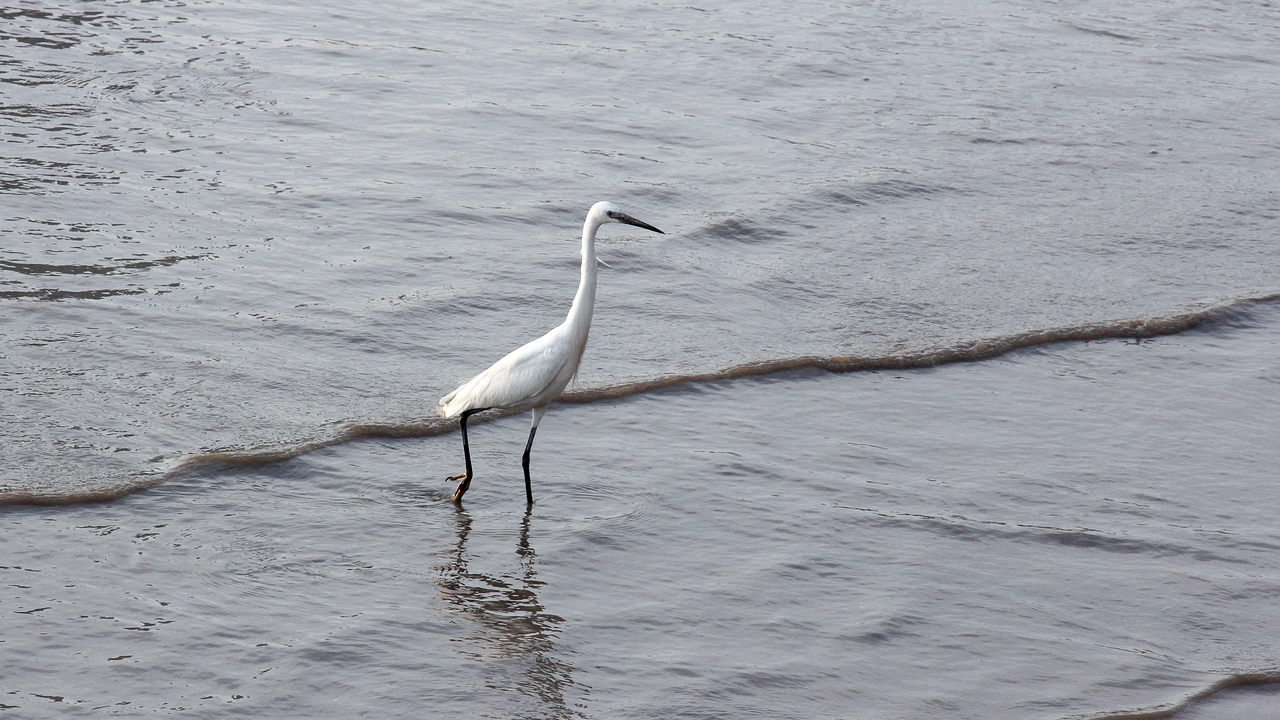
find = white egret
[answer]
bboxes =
[439,201,664,504]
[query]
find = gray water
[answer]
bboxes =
[2,0,1279,717]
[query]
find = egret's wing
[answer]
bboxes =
[439,329,575,417]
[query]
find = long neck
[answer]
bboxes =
[563,215,599,342]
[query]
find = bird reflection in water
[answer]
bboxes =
[437,509,584,718]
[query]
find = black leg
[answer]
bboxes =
[449,408,486,503]
[521,425,538,506]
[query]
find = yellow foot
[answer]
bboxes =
[446,472,466,482]
[450,476,471,504]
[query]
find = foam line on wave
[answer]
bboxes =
[3,291,1276,506]
[559,292,1280,403]
[1084,669,1280,720]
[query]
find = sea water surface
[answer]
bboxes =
[2,0,1279,717]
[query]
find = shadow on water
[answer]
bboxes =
[438,509,584,719]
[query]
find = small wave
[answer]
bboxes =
[0,417,470,506]
[790,178,952,216]
[0,102,93,121]
[3,293,1277,506]
[821,178,944,206]
[1065,23,1139,42]
[558,293,1280,404]
[692,217,784,243]
[692,179,953,244]
[0,157,119,194]
[0,287,146,301]
[0,254,204,277]
[0,249,209,302]
[1083,669,1280,720]
[831,505,1243,564]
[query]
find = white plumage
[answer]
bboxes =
[440,201,664,504]
[439,311,587,417]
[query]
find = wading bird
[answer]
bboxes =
[439,201,664,504]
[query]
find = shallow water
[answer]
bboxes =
[3,0,1280,717]
[4,0,1280,499]
[4,306,1280,718]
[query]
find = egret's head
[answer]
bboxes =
[590,201,664,234]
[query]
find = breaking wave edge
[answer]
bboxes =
[4,292,1277,506]
[1083,668,1280,720]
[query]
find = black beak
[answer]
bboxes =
[608,210,664,234]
